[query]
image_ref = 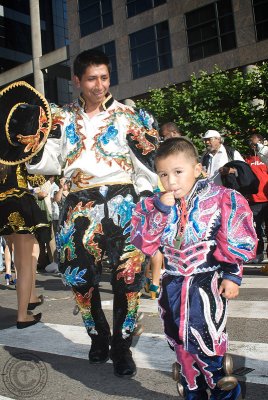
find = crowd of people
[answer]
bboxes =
[0,48,267,399]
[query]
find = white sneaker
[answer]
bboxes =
[45,262,59,273]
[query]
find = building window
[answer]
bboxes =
[185,0,236,62]
[129,21,172,79]
[126,0,166,18]
[95,41,118,86]
[78,0,113,37]
[252,0,268,41]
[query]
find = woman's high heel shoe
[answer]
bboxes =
[149,284,160,300]
[144,277,151,293]
[5,274,15,286]
[17,313,42,329]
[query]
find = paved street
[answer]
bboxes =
[0,265,267,400]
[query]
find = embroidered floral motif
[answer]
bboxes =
[116,248,145,284]
[66,122,79,145]
[122,292,140,338]
[63,266,87,286]
[8,212,25,230]
[73,287,97,333]
[99,125,118,145]
[137,109,154,130]
[57,201,104,263]
[107,194,136,229]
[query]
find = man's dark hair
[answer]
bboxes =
[250,133,264,143]
[159,122,183,138]
[73,49,111,79]
[155,137,199,169]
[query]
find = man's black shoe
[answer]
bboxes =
[88,334,110,364]
[111,349,137,378]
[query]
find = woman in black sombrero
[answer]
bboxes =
[0,81,52,329]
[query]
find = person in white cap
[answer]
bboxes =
[201,130,244,186]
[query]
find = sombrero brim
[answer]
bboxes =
[0,81,52,165]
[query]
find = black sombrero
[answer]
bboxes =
[0,81,52,165]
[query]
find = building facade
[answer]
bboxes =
[1,0,268,102]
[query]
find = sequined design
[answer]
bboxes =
[57,201,104,263]
[73,287,97,334]
[107,194,136,230]
[66,122,79,145]
[63,266,87,286]
[65,110,86,166]
[116,248,145,284]
[122,292,140,338]
[137,108,154,130]
[8,212,25,230]
[99,125,118,145]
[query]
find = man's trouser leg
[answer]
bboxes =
[73,284,111,363]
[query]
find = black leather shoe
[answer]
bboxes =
[28,295,44,311]
[88,334,110,364]
[111,349,137,378]
[17,313,42,329]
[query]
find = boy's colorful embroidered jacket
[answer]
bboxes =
[131,179,257,285]
[27,95,158,195]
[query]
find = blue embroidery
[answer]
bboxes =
[66,122,79,145]
[138,109,153,129]
[63,266,87,286]
[99,125,118,145]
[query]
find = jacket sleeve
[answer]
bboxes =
[213,189,258,285]
[26,104,69,175]
[126,109,159,195]
[130,195,171,256]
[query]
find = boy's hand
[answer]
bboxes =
[160,191,176,207]
[219,279,239,299]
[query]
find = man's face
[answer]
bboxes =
[74,64,110,106]
[249,135,260,149]
[161,129,181,140]
[203,137,221,153]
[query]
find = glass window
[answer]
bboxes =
[126,0,166,18]
[129,21,172,79]
[95,41,118,86]
[185,0,236,62]
[78,0,113,37]
[252,0,268,41]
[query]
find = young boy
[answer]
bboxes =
[131,138,257,399]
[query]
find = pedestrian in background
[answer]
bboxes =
[245,133,268,263]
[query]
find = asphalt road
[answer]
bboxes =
[0,265,267,400]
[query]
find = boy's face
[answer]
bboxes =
[156,152,202,199]
[74,64,110,106]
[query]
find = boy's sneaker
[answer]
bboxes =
[45,262,59,273]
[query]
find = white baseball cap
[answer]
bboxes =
[201,130,221,139]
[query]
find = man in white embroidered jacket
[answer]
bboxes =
[27,49,158,378]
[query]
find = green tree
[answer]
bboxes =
[136,63,268,154]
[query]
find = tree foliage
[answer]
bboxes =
[136,63,268,154]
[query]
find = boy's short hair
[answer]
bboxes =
[155,137,199,168]
[73,49,111,79]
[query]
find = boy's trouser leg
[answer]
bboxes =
[175,344,209,399]
[191,353,241,400]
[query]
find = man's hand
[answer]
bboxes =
[219,279,239,299]
[160,191,176,207]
